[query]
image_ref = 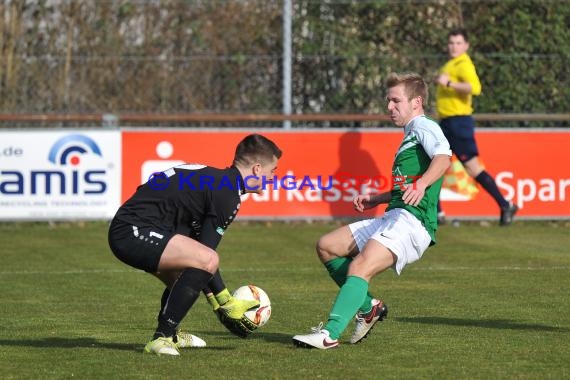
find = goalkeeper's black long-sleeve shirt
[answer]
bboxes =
[114,164,245,250]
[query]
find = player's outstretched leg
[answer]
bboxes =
[500,202,519,226]
[292,322,339,350]
[350,299,388,344]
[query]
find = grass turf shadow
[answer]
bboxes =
[0,337,235,352]
[395,316,570,332]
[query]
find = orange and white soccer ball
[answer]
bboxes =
[232,285,272,328]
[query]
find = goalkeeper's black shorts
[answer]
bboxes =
[108,217,175,273]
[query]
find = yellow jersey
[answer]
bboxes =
[436,52,482,118]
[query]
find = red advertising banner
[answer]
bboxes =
[121,129,570,219]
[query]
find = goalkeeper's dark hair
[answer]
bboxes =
[233,134,282,167]
[385,72,428,107]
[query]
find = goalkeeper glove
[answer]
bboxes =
[209,289,260,338]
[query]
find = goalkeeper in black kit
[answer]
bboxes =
[108,134,282,356]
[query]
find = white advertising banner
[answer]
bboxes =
[0,130,121,220]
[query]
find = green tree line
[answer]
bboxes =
[0,0,568,126]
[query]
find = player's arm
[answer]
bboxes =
[353,192,391,212]
[197,216,230,300]
[446,80,473,95]
[452,59,482,96]
[437,59,481,96]
[437,70,473,95]
[402,125,452,207]
[197,216,227,301]
[203,271,260,338]
[199,207,260,337]
[402,154,450,207]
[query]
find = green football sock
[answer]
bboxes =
[324,275,368,340]
[324,257,351,287]
[324,257,375,313]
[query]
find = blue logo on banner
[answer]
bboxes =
[0,134,108,195]
[48,134,102,165]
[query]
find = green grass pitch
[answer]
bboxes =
[0,221,569,379]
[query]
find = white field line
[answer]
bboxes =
[416,266,570,271]
[0,266,569,275]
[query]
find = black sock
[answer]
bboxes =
[153,268,213,340]
[154,288,171,339]
[475,171,509,208]
[203,270,226,295]
[158,288,170,317]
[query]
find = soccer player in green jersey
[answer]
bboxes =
[293,72,451,349]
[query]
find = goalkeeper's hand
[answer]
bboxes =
[207,290,260,338]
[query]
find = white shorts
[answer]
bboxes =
[349,208,431,275]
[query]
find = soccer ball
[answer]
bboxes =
[232,285,272,328]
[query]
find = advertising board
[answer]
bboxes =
[121,129,570,220]
[0,130,121,220]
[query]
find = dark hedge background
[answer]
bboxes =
[0,0,568,126]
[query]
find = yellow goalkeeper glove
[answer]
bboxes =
[209,289,260,338]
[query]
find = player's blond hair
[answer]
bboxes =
[385,72,428,107]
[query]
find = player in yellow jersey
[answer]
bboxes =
[435,28,518,226]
